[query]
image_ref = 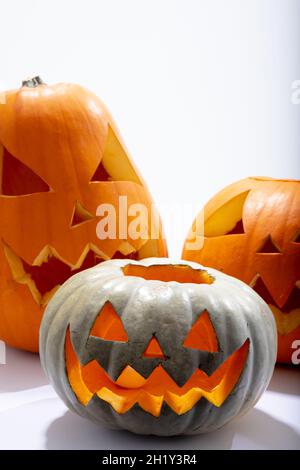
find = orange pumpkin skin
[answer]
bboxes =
[0,78,167,352]
[182,177,300,365]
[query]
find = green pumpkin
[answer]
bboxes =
[40,258,276,436]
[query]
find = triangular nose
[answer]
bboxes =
[143,335,165,359]
[71,201,94,227]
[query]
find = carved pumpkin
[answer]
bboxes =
[182,177,300,364]
[0,77,167,352]
[40,258,276,436]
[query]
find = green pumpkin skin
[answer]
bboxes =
[40,258,276,436]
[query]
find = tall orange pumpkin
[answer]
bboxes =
[0,77,167,352]
[182,177,300,364]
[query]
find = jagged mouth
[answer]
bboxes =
[3,241,140,306]
[66,328,250,417]
[3,242,106,306]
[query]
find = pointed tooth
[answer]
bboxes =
[3,242,26,280]
[72,244,90,270]
[165,389,202,415]
[118,241,136,256]
[137,392,164,417]
[3,242,42,304]
[97,387,137,414]
[89,243,110,260]
[115,366,147,389]
[33,245,52,266]
[201,339,250,407]
[71,243,107,271]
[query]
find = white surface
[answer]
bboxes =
[0,346,299,450]
[0,0,299,450]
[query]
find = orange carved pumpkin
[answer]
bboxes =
[182,177,300,364]
[0,77,167,352]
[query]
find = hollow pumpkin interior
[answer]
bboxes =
[122,264,214,284]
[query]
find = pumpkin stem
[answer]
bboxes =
[22,76,44,88]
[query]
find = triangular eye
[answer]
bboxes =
[204,191,249,237]
[257,235,281,253]
[226,219,245,235]
[90,301,128,342]
[90,124,140,184]
[90,160,111,182]
[0,146,50,195]
[183,310,218,352]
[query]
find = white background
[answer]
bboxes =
[0,0,299,256]
[0,0,299,450]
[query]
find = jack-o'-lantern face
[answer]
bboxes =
[0,78,167,352]
[183,177,300,364]
[66,301,249,417]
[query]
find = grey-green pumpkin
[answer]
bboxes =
[40,258,276,436]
